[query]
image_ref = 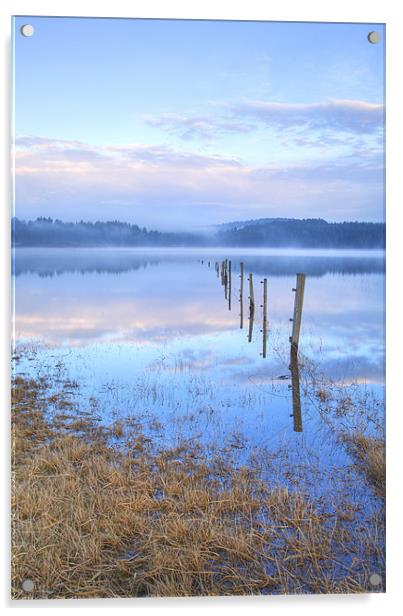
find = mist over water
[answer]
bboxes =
[13,246,385,278]
[13,247,385,381]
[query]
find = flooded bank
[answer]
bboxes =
[11,247,385,596]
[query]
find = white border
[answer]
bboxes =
[1,1,402,614]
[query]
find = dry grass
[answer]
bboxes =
[343,432,386,499]
[11,373,385,599]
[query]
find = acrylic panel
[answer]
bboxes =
[11,16,385,599]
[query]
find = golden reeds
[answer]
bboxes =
[11,370,385,599]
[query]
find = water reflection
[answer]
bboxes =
[13,247,385,278]
[13,248,385,387]
[290,344,303,433]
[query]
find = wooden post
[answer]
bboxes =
[221,261,225,285]
[215,261,219,277]
[224,260,228,299]
[248,273,255,312]
[239,262,244,329]
[290,273,306,348]
[228,260,232,310]
[248,273,255,343]
[290,343,303,432]
[262,278,268,358]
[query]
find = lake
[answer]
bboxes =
[12,247,385,501]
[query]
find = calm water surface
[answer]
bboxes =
[12,247,385,501]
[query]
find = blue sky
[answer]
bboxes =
[13,17,385,230]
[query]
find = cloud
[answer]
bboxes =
[144,99,384,143]
[14,135,384,228]
[110,144,242,168]
[15,136,84,148]
[144,112,255,140]
[226,99,384,134]
[16,137,241,170]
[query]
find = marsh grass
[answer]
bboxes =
[297,354,386,498]
[11,367,385,599]
[342,432,385,499]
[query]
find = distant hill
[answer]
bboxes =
[217,218,385,249]
[11,217,202,248]
[12,217,385,249]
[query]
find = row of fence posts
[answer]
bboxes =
[216,260,276,360]
[208,259,306,433]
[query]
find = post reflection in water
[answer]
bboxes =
[290,343,303,433]
[248,304,255,344]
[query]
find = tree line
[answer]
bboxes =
[217,218,385,248]
[12,217,385,248]
[11,217,200,247]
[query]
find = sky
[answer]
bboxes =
[13,17,385,230]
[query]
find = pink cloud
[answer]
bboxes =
[13,136,383,228]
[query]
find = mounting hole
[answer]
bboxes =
[369,573,382,587]
[22,578,35,592]
[368,31,380,44]
[20,24,34,37]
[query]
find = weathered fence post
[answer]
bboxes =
[261,278,268,358]
[239,262,244,329]
[228,260,232,310]
[290,273,306,349]
[248,273,255,343]
[224,260,228,299]
[249,273,255,312]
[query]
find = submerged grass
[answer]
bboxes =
[11,367,385,599]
